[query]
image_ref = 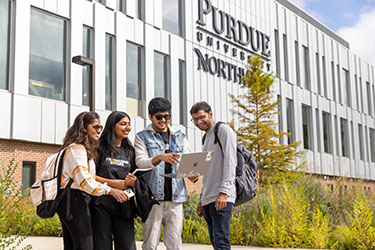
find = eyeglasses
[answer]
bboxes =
[191,115,207,123]
[91,125,103,131]
[154,114,171,121]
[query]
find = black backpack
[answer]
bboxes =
[202,122,258,206]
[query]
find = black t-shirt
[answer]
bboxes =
[158,130,172,201]
[96,146,136,179]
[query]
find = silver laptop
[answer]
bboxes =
[163,151,213,178]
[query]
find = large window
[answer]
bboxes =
[322,112,332,154]
[302,46,310,90]
[0,0,10,90]
[82,26,92,106]
[367,81,372,116]
[355,74,359,111]
[162,0,183,36]
[126,42,142,117]
[340,118,349,157]
[370,128,375,162]
[302,105,312,150]
[105,34,114,110]
[283,34,289,82]
[286,98,295,144]
[322,56,327,98]
[331,61,336,102]
[358,124,365,160]
[154,52,169,98]
[316,109,321,152]
[29,9,66,101]
[117,0,142,19]
[275,30,280,77]
[179,60,187,125]
[316,53,321,95]
[22,162,35,195]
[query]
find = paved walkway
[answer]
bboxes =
[16,236,323,250]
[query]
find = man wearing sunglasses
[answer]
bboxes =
[134,97,194,250]
[190,101,237,250]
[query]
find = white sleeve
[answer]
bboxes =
[134,133,154,168]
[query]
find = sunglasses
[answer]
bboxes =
[91,125,103,131]
[154,114,171,121]
[191,115,207,123]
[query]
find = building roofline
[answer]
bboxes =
[275,0,350,49]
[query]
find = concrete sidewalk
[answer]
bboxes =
[16,236,322,250]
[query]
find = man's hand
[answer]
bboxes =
[215,192,228,211]
[111,179,127,190]
[125,173,137,188]
[197,202,203,217]
[157,153,181,165]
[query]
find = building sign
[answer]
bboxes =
[194,0,272,83]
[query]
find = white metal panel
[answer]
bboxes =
[57,0,69,18]
[105,8,115,35]
[13,1,31,95]
[94,3,107,111]
[30,0,43,9]
[115,13,127,112]
[160,30,169,55]
[144,24,155,107]
[55,102,69,144]
[185,0,193,42]
[41,100,56,144]
[134,19,145,45]
[153,29,161,52]
[44,0,57,13]
[154,0,162,29]
[82,1,94,27]
[170,35,180,123]
[124,16,135,41]
[70,0,84,106]
[0,91,11,139]
[106,0,115,10]
[126,0,136,18]
[12,95,41,142]
[144,0,154,25]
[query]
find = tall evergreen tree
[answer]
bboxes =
[229,55,303,183]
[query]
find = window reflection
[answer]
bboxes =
[126,42,142,117]
[154,52,169,98]
[82,26,92,106]
[162,0,182,36]
[29,9,66,101]
[105,35,113,110]
[0,0,10,90]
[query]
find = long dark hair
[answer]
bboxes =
[99,111,135,158]
[61,111,100,160]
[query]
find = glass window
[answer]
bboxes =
[316,53,321,95]
[355,75,359,111]
[179,60,186,125]
[29,9,66,101]
[135,0,142,19]
[0,0,10,90]
[105,35,113,110]
[331,61,336,102]
[302,105,312,150]
[22,162,35,195]
[322,56,327,98]
[316,109,321,152]
[370,128,375,162]
[340,118,349,157]
[274,30,280,77]
[302,46,310,90]
[295,41,300,86]
[360,77,364,112]
[126,42,142,117]
[334,115,339,155]
[154,52,169,98]
[351,121,355,159]
[286,98,295,144]
[116,0,125,12]
[82,26,92,106]
[283,34,289,82]
[322,112,332,154]
[358,124,364,160]
[337,65,342,104]
[162,0,182,36]
[342,68,350,107]
[367,82,372,116]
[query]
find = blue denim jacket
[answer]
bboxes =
[135,125,188,202]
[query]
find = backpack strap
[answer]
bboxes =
[202,122,225,154]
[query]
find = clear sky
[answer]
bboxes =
[288,0,375,66]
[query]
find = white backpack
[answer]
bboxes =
[30,149,73,219]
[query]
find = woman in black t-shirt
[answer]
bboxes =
[92,111,138,250]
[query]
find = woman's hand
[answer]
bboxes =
[109,188,128,203]
[111,179,127,190]
[125,173,137,188]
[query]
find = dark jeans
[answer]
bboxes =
[91,196,136,250]
[203,202,233,250]
[57,189,93,250]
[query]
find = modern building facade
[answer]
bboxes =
[0,0,375,192]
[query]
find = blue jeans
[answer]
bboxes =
[203,202,233,250]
